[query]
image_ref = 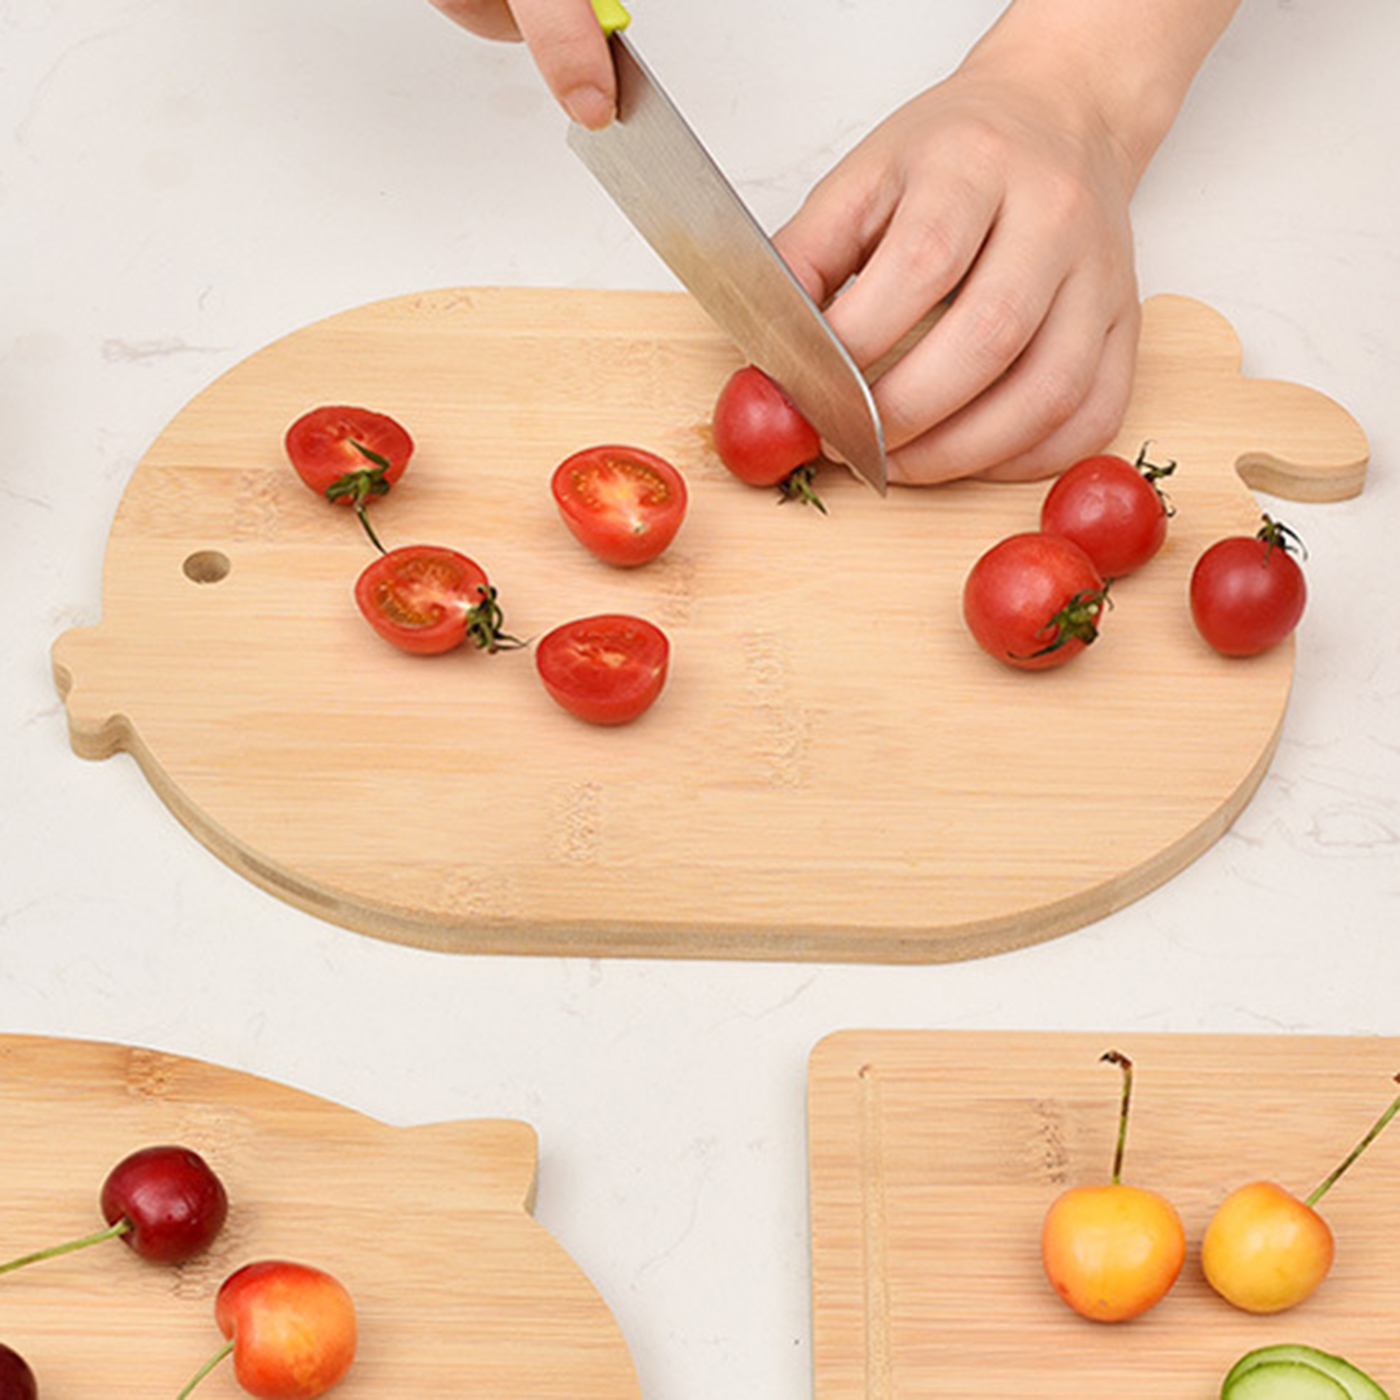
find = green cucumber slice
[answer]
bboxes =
[1225,1345,1391,1400]
[1223,1361,1353,1400]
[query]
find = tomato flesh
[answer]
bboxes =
[712,366,821,488]
[1190,532,1307,656]
[285,405,413,500]
[354,545,491,655]
[1040,451,1171,578]
[551,445,687,567]
[536,614,670,725]
[962,532,1108,670]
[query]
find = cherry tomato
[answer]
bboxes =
[962,532,1109,670]
[551,445,687,567]
[1190,516,1307,657]
[285,405,414,553]
[354,545,519,655]
[535,614,669,725]
[1040,444,1175,579]
[712,366,825,510]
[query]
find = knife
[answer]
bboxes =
[568,0,887,494]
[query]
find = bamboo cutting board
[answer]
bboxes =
[808,1030,1400,1400]
[0,1033,639,1398]
[50,289,1368,963]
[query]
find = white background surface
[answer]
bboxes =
[4,1,1398,1395]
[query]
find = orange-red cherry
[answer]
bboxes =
[1041,1051,1185,1322]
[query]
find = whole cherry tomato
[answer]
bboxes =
[535,614,670,725]
[551,445,687,567]
[1040,444,1175,579]
[962,532,1109,670]
[354,545,520,655]
[1190,515,1307,657]
[285,405,413,553]
[712,365,825,510]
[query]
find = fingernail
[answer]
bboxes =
[563,84,615,130]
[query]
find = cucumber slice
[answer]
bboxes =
[1225,1345,1391,1400]
[1223,1361,1353,1400]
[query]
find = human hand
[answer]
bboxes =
[774,64,1142,486]
[427,0,616,128]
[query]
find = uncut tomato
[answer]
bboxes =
[1190,515,1307,657]
[354,545,519,655]
[285,405,414,553]
[1040,444,1175,579]
[712,365,825,509]
[963,532,1109,671]
[536,615,669,726]
[551,445,687,567]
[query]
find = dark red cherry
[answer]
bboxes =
[0,1343,38,1400]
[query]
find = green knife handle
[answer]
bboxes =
[590,0,630,36]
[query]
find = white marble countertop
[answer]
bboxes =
[4,1,1398,1395]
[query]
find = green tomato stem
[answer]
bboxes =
[0,1217,131,1275]
[1307,1075,1400,1207]
[175,1340,235,1400]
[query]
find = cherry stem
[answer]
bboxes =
[1102,1049,1133,1186]
[1306,1073,1400,1207]
[0,1217,131,1276]
[175,1340,235,1400]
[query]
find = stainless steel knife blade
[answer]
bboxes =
[567,24,887,494]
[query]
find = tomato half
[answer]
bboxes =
[551,445,688,567]
[286,405,414,553]
[963,532,1109,670]
[535,615,670,725]
[712,365,825,508]
[1190,516,1307,656]
[1040,444,1175,579]
[354,545,518,655]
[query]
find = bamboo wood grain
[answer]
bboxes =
[0,1033,639,1398]
[50,290,1368,962]
[808,1030,1400,1400]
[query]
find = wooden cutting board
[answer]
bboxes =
[808,1030,1400,1400]
[50,289,1368,963]
[0,1033,638,1398]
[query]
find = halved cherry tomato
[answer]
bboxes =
[1040,444,1175,579]
[535,615,669,725]
[712,366,825,510]
[963,532,1109,670]
[551,445,687,567]
[285,405,414,553]
[1190,515,1307,656]
[354,545,519,655]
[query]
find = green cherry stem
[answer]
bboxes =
[175,1340,235,1400]
[1306,1073,1400,1208]
[1102,1050,1134,1186]
[0,1218,132,1276]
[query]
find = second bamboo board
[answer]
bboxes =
[52,289,1368,962]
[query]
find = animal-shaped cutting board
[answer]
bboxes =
[51,290,1368,962]
[0,1032,639,1397]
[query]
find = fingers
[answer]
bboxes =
[428,0,616,128]
[887,293,1141,485]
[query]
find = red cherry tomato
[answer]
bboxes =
[712,366,825,509]
[285,405,413,553]
[551,445,687,567]
[354,545,519,655]
[536,615,670,725]
[1190,516,1307,657]
[1040,444,1175,578]
[963,532,1109,671]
